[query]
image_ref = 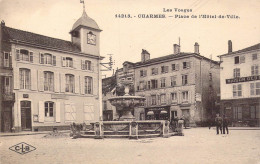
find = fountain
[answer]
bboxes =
[70,81,183,139]
[108,81,145,121]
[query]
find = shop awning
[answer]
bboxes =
[160,110,167,114]
[147,111,154,115]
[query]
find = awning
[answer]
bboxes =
[147,111,154,115]
[160,110,167,114]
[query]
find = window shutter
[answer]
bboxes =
[233,69,236,77]
[38,101,44,122]
[176,64,179,71]
[187,62,191,68]
[240,56,245,63]
[38,70,44,91]
[71,103,76,121]
[256,65,259,75]
[250,83,255,95]
[53,56,56,66]
[31,69,37,90]
[55,102,61,123]
[81,60,84,70]
[39,53,44,64]
[62,57,66,67]
[60,73,66,93]
[29,52,33,62]
[13,68,19,89]
[75,75,80,94]
[16,49,20,61]
[80,76,85,94]
[54,72,60,93]
[93,77,97,95]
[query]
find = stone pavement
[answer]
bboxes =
[0,127,260,164]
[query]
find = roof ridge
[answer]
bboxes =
[5,26,73,44]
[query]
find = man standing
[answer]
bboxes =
[215,113,222,135]
[223,115,229,134]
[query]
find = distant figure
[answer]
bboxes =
[215,113,223,135]
[222,115,229,134]
[180,115,187,129]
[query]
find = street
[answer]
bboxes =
[0,128,260,164]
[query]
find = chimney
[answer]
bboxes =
[1,20,5,26]
[141,49,150,62]
[173,44,180,54]
[194,42,199,54]
[228,40,232,53]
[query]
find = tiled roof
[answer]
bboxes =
[220,43,260,56]
[2,26,81,53]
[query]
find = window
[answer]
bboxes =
[44,71,54,91]
[233,84,242,97]
[85,76,93,94]
[65,74,74,93]
[140,70,147,77]
[250,105,260,119]
[252,54,258,60]
[233,68,240,78]
[147,81,151,89]
[183,62,190,69]
[251,65,259,76]
[234,56,239,64]
[171,76,177,86]
[161,66,169,73]
[103,101,107,110]
[45,101,54,117]
[171,92,177,103]
[234,56,245,64]
[172,63,179,71]
[82,60,92,70]
[62,57,73,68]
[250,82,260,95]
[4,52,10,67]
[182,91,189,102]
[151,79,158,89]
[40,53,56,65]
[151,95,156,105]
[19,68,31,89]
[209,73,212,81]
[4,77,11,93]
[16,49,33,62]
[160,78,166,88]
[139,81,145,90]
[161,94,166,104]
[151,68,158,75]
[233,106,242,120]
[182,75,188,85]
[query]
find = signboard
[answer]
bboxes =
[226,75,260,84]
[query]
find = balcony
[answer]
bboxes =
[2,92,15,102]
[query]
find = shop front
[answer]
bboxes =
[145,106,170,120]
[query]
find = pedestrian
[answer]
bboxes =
[180,115,187,129]
[222,115,229,134]
[215,113,222,135]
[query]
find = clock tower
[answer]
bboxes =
[70,9,102,56]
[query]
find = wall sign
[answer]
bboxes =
[226,75,260,84]
[23,94,29,98]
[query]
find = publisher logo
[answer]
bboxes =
[9,142,36,155]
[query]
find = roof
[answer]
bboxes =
[219,43,260,57]
[134,52,219,67]
[2,25,81,53]
[102,75,117,94]
[71,11,101,32]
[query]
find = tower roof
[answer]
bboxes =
[71,10,101,32]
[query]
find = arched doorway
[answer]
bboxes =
[20,101,31,131]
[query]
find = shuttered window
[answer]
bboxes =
[19,68,31,89]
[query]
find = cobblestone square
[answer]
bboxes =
[1,128,260,164]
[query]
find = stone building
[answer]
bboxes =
[219,41,260,127]
[103,44,220,126]
[0,9,103,132]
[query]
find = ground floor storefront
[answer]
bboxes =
[220,98,260,127]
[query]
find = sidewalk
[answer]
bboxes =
[0,130,70,137]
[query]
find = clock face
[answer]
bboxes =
[87,33,96,45]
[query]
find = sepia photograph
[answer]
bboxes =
[0,0,259,163]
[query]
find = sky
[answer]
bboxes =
[0,0,259,77]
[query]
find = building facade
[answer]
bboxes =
[103,44,220,126]
[0,10,103,132]
[219,41,260,127]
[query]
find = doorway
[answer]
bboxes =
[21,101,32,131]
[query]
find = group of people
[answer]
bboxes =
[214,113,229,135]
[170,115,187,131]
